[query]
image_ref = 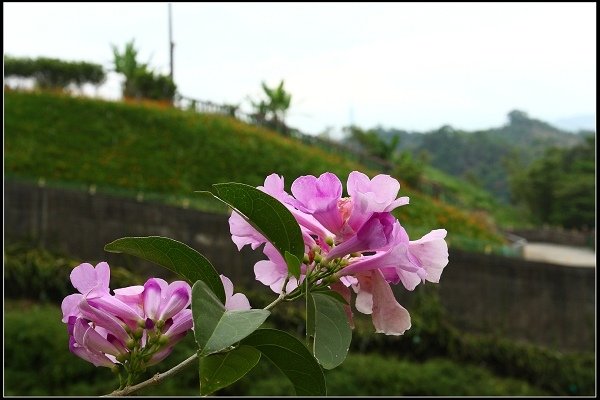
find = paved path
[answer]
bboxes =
[522,242,596,267]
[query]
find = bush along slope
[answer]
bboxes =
[5,90,505,248]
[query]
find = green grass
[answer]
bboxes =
[5,90,506,249]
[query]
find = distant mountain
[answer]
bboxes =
[552,114,596,133]
[360,110,588,203]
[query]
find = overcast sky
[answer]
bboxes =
[3,2,596,137]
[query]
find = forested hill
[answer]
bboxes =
[372,110,591,202]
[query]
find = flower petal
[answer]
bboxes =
[220,275,234,300]
[409,229,449,283]
[226,293,251,311]
[254,259,284,287]
[69,336,115,368]
[354,274,374,315]
[88,294,144,324]
[113,285,144,303]
[70,262,110,297]
[61,293,83,322]
[370,270,411,335]
[158,284,191,321]
[73,318,122,357]
[229,211,267,251]
[164,309,193,338]
[78,298,130,344]
[143,278,163,321]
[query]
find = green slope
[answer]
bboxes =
[4,90,505,250]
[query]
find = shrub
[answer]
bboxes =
[4,301,114,396]
[129,69,176,102]
[4,300,547,396]
[4,242,144,303]
[4,55,106,90]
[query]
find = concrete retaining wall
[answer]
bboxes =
[4,180,595,352]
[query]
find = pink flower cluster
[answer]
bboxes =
[230,171,449,335]
[61,262,249,369]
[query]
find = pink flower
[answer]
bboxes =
[353,270,411,335]
[61,262,194,370]
[258,173,297,205]
[346,172,409,231]
[61,262,111,322]
[260,173,334,243]
[291,172,344,233]
[254,243,301,294]
[408,229,449,283]
[220,275,251,311]
[339,222,423,278]
[351,228,449,291]
[229,211,268,251]
[163,309,193,339]
[70,261,111,298]
[69,335,116,368]
[78,298,130,344]
[325,212,396,260]
[143,278,192,322]
[72,318,124,358]
[227,171,448,336]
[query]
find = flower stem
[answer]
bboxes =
[102,352,198,397]
[264,276,290,310]
[104,279,296,396]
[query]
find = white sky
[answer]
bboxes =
[3,2,596,137]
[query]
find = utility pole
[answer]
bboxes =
[168,3,174,80]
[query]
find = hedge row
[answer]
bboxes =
[5,301,546,396]
[4,243,594,395]
[4,55,105,89]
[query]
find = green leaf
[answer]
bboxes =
[199,345,261,395]
[284,251,301,279]
[307,292,352,369]
[192,280,270,356]
[241,328,327,396]
[311,287,349,305]
[210,182,304,263]
[104,236,225,303]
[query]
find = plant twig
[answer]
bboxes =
[264,276,290,310]
[102,352,198,397]
[104,275,294,396]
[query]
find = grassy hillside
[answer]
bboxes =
[4,90,504,249]
[419,166,530,228]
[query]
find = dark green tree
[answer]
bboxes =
[343,125,399,162]
[509,135,595,229]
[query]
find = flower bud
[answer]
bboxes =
[314,253,323,263]
[126,338,137,350]
[133,328,143,340]
[158,334,170,346]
